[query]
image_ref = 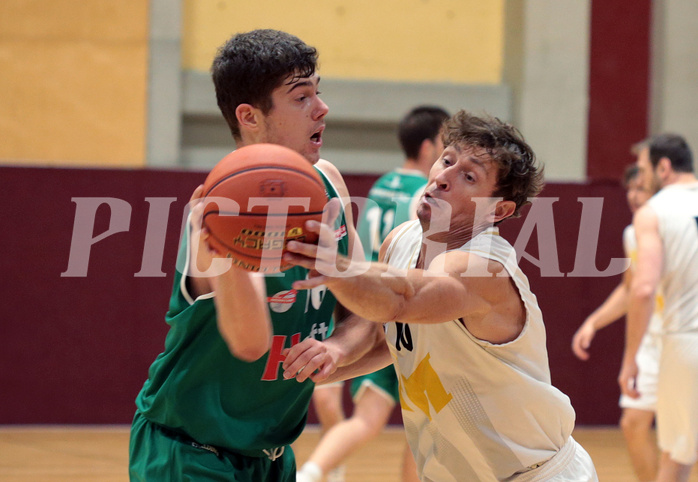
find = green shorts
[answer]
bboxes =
[349,365,399,405]
[129,411,296,481]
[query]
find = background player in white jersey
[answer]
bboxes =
[619,134,698,482]
[297,106,449,482]
[572,164,661,481]
[283,110,598,481]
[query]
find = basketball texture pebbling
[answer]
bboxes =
[201,144,327,273]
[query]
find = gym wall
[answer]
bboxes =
[0,1,148,167]
[0,165,627,426]
[2,1,697,427]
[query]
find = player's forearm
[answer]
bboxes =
[213,269,272,361]
[327,261,413,323]
[327,314,385,367]
[587,282,628,330]
[320,337,392,384]
[624,289,654,362]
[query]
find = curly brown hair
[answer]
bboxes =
[441,110,544,219]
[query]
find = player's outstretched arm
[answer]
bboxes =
[188,185,272,362]
[285,205,525,343]
[281,162,385,382]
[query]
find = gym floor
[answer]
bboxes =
[2,425,698,481]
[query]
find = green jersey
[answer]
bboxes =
[357,168,427,261]
[134,167,349,453]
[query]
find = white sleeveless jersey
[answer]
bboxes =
[384,221,576,481]
[623,225,664,335]
[646,182,698,333]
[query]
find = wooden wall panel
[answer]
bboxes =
[0,1,149,167]
[0,166,628,425]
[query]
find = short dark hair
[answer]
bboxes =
[211,29,319,140]
[441,110,544,219]
[622,164,640,188]
[398,106,450,159]
[648,133,693,173]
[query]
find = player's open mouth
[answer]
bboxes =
[310,128,323,147]
[422,192,445,211]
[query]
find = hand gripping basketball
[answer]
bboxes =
[284,198,362,289]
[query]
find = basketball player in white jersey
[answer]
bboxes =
[297,106,448,482]
[572,164,661,481]
[619,133,698,482]
[282,110,598,481]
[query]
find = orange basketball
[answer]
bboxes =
[201,144,327,273]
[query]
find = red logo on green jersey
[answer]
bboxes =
[267,289,297,313]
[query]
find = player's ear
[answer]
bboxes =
[657,156,672,177]
[235,104,262,132]
[493,200,516,223]
[417,138,435,162]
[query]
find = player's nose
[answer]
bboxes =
[314,97,329,121]
[433,169,450,191]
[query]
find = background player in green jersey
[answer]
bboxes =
[297,106,449,482]
[129,29,376,482]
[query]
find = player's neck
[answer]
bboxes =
[402,158,429,177]
[665,172,698,187]
[419,220,491,261]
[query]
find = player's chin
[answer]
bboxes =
[416,204,431,223]
[301,146,321,164]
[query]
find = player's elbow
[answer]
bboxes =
[231,342,270,362]
[630,283,655,303]
[387,298,410,323]
[217,310,272,361]
[223,331,272,362]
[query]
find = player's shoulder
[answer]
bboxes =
[379,220,417,261]
[632,203,659,232]
[315,159,348,195]
[388,220,414,237]
[433,248,509,279]
[314,158,339,179]
[622,223,635,248]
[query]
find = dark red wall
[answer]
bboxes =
[586,0,652,181]
[1,166,628,425]
[500,181,628,426]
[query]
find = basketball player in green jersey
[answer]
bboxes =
[129,30,375,481]
[297,106,448,482]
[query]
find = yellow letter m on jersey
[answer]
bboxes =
[399,353,453,421]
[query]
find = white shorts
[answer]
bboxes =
[510,437,598,482]
[657,332,698,465]
[619,332,661,411]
